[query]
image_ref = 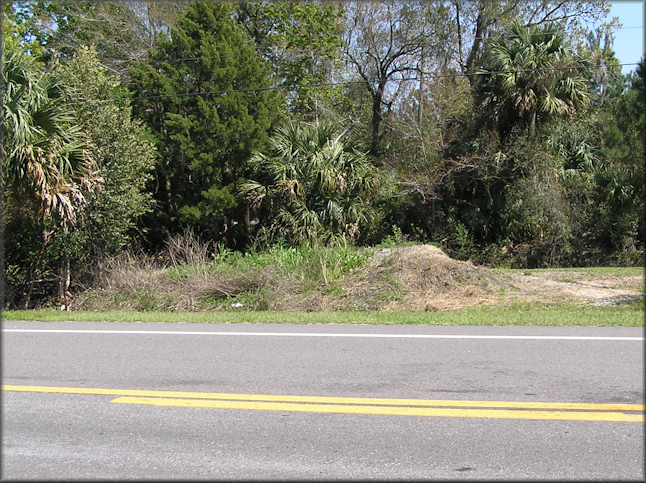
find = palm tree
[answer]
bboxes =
[3,49,98,302]
[476,22,591,141]
[239,121,381,246]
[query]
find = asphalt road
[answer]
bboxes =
[2,320,644,480]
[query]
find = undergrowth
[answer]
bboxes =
[47,230,643,317]
[79,236,374,312]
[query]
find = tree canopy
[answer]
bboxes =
[476,21,591,141]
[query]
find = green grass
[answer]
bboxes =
[211,243,371,281]
[3,300,643,326]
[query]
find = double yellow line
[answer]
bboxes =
[3,385,643,422]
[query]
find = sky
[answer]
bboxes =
[607,1,645,73]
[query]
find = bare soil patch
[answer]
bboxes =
[495,269,644,307]
[301,245,644,312]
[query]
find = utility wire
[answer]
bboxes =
[123,62,638,102]
[103,25,645,65]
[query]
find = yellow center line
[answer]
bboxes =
[3,385,644,422]
[111,396,644,422]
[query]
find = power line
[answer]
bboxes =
[102,25,645,65]
[468,25,645,42]
[124,62,638,102]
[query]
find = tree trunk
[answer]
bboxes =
[56,225,71,306]
[57,252,71,304]
[244,201,251,239]
[370,81,386,157]
[529,111,536,142]
[465,1,489,88]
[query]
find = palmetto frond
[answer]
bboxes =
[478,21,590,138]
[241,121,380,245]
[3,48,98,226]
[237,179,270,208]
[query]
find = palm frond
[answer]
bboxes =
[4,47,98,225]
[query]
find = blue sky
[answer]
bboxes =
[607,1,644,73]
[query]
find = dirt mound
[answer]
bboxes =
[276,244,643,312]
[341,245,500,311]
[271,244,495,311]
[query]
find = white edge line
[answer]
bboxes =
[1,328,643,341]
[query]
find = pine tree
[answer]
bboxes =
[129,1,284,248]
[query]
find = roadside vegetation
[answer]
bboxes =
[3,236,641,326]
[2,1,644,315]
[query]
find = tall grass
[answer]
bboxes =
[78,233,372,312]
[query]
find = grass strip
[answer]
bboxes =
[2,302,643,326]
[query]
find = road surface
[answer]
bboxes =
[2,320,644,480]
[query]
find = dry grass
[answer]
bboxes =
[79,256,272,312]
[78,231,272,311]
[344,245,498,311]
[164,228,212,267]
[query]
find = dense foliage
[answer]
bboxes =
[239,121,381,246]
[59,47,155,263]
[128,1,284,249]
[2,0,644,308]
